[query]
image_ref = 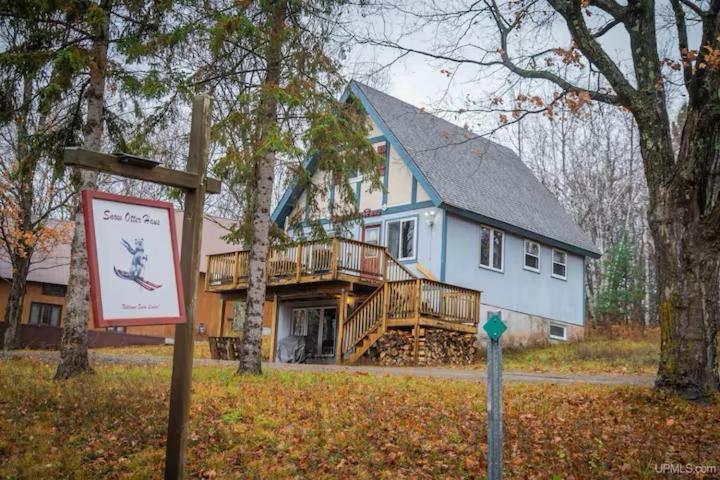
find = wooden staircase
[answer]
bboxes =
[340,258,481,364]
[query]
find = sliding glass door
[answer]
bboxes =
[291,307,337,358]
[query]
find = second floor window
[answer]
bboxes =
[552,249,567,279]
[524,240,540,272]
[480,226,504,271]
[386,218,416,260]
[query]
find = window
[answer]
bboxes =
[106,326,127,333]
[552,249,567,279]
[291,309,308,336]
[41,283,67,297]
[549,323,567,341]
[524,240,540,272]
[480,226,504,271]
[386,218,416,260]
[28,302,62,327]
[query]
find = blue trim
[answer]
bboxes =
[347,81,444,207]
[368,134,387,144]
[271,154,319,224]
[354,180,361,209]
[440,209,448,282]
[582,259,587,325]
[411,177,418,204]
[381,141,389,205]
[303,191,310,220]
[382,201,433,216]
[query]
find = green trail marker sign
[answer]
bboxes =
[483,312,507,341]
[484,310,506,480]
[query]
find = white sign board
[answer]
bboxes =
[83,190,186,327]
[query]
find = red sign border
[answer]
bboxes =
[82,190,187,328]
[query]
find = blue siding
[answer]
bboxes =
[443,213,585,326]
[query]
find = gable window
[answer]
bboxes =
[549,323,567,341]
[480,226,504,272]
[28,302,61,327]
[552,249,567,279]
[386,218,416,260]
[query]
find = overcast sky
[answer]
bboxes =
[338,0,698,143]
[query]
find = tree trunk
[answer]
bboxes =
[2,72,37,350]
[54,15,108,379]
[237,2,286,375]
[2,257,31,350]
[650,108,720,401]
[238,152,276,374]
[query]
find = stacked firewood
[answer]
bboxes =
[368,329,479,366]
[423,329,479,366]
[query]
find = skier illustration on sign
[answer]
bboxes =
[113,238,162,291]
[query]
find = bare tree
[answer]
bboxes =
[353,0,720,401]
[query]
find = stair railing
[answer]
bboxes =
[342,285,385,353]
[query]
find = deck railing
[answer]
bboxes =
[206,237,414,289]
[342,278,481,355]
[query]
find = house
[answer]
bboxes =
[205,81,600,365]
[0,214,245,348]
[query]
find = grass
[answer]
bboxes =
[97,328,660,376]
[494,327,660,376]
[93,335,271,361]
[1,357,718,479]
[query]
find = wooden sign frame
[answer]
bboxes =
[82,189,186,327]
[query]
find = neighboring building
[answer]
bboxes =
[0,214,241,347]
[205,80,600,364]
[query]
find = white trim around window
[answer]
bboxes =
[479,225,504,272]
[551,248,567,280]
[549,323,567,341]
[385,217,417,261]
[523,239,540,273]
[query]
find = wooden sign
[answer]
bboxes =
[82,190,186,327]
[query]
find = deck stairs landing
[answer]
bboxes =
[342,265,480,364]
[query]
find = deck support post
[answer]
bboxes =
[335,289,347,364]
[295,244,302,282]
[413,324,420,365]
[413,279,422,365]
[269,294,279,363]
[331,238,339,279]
[218,298,227,337]
[232,252,240,287]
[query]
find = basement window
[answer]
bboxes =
[549,323,567,341]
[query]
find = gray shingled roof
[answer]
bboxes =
[354,81,600,257]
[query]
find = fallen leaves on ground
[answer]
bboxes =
[0,358,717,479]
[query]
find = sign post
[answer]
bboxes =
[63,95,217,480]
[164,95,212,480]
[483,311,507,480]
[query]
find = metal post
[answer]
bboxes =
[164,95,212,480]
[483,310,507,480]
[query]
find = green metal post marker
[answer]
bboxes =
[483,311,507,480]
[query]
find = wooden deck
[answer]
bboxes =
[205,238,414,293]
[340,278,481,364]
[205,237,482,365]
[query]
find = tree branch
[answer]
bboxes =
[670,0,694,89]
[546,0,638,108]
[485,0,620,104]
